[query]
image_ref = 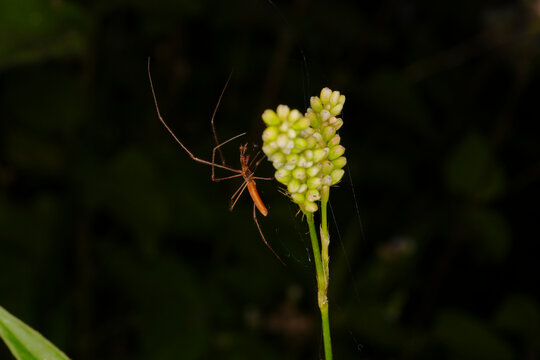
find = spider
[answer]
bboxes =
[147,58,284,265]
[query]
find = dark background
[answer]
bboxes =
[1,0,539,359]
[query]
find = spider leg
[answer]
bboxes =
[148,58,241,174]
[230,180,249,211]
[252,176,273,180]
[253,204,285,265]
[213,173,244,182]
[248,149,263,168]
[211,71,233,167]
[211,133,246,181]
[248,151,272,180]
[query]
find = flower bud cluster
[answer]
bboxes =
[261,87,347,213]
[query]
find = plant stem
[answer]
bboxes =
[306,210,333,360]
[321,305,332,360]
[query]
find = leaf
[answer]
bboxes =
[434,309,515,360]
[0,1,89,70]
[0,305,69,360]
[465,206,511,262]
[494,294,540,340]
[444,132,505,201]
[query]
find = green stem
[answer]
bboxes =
[321,306,332,360]
[305,210,333,360]
[305,212,324,298]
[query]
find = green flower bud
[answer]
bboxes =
[287,128,297,139]
[262,143,277,157]
[320,109,331,122]
[303,149,314,160]
[313,148,328,163]
[262,109,281,125]
[320,88,332,103]
[306,109,321,128]
[303,201,318,213]
[292,167,306,181]
[286,153,299,166]
[276,134,289,148]
[328,145,346,161]
[306,136,317,149]
[330,90,340,106]
[270,152,286,168]
[330,103,343,116]
[289,109,302,122]
[262,126,279,142]
[339,94,346,106]
[288,179,301,193]
[277,105,290,120]
[298,155,313,168]
[322,175,332,185]
[291,193,305,204]
[328,134,341,147]
[322,126,336,142]
[307,176,323,189]
[331,118,343,131]
[307,165,321,178]
[332,156,347,169]
[292,117,310,131]
[284,139,295,154]
[321,160,334,175]
[298,183,307,193]
[310,96,323,112]
[306,189,321,202]
[294,137,307,151]
[311,132,324,146]
[275,168,291,184]
[330,169,345,185]
[301,127,315,136]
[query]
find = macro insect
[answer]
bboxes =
[147,58,284,264]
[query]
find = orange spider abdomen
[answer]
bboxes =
[247,181,268,216]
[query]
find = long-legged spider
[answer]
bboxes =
[147,58,284,264]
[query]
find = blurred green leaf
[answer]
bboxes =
[100,244,210,360]
[104,148,171,253]
[465,206,510,262]
[435,309,515,360]
[494,294,540,340]
[0,0,89,69]
[444,132,505,201]
[0,305,69,360]
[5,130,65,176]
[363,69,432,136]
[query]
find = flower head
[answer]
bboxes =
[262,88,346,213]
